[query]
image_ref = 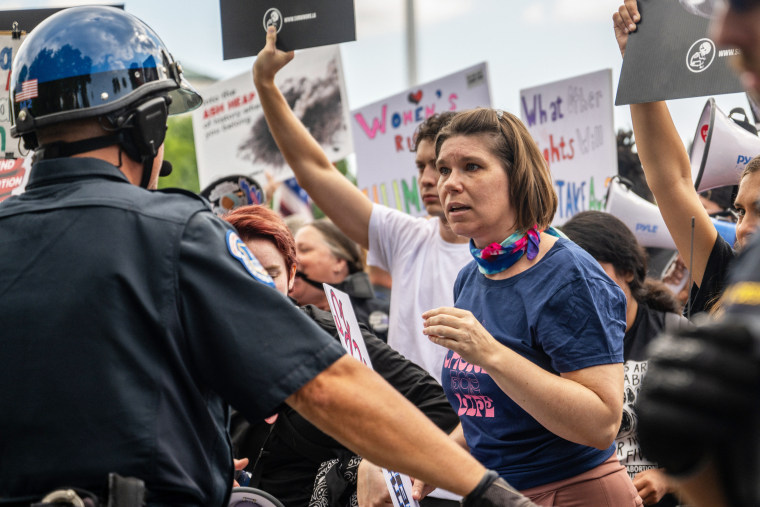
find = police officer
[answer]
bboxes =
[0,6,527,507]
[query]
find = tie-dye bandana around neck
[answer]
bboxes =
[469,225,563,275]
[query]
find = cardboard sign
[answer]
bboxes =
[323,284,373,368]
[192,46,352,189]
[382,468,421,507]
[0,5,123,34]
[616,0,743,105]
[323,283,419,506]
[520,69,616,225]
[352,63,491,217]
[0,157,30,202]
[0,31,25,159]
[220,0,356,58]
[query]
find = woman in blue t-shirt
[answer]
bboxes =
[421,108,641,506]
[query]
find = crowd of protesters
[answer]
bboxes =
[2,0,760,506]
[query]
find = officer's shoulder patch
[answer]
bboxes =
[226,230,276,288]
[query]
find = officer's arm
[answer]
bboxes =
[253,27,372,249]
[285,355,485,497]
[614,1,716,286]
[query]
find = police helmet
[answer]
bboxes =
[10,6,202,150]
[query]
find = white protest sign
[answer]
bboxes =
[519,69,616,226]
[352,63,491,217]
[322,283,419,507]
[0,31,25,158]
[193,45,353,190]
[323,283,373,368]
[382,468,420,507]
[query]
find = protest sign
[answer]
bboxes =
[352,63,491,217]
[1,31,25,159]
[382,469,420,507]
[323,283,419,507]
[323,284,373,368]
[616,0,743,105]
[520,69,616,225]
[192,45,352,190]
[0,5,123,34]
[0,157,31,203]
[220,0,356,58]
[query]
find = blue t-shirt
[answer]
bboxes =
[442,238,626,490]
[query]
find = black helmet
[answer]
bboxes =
[11,5,202,142]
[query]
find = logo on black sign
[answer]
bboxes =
[686,38,716,73]
[263,8,283,33]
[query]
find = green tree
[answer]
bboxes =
[158,114,200,192]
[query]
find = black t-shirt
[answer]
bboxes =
[230,304,459,507]
[0,158,345,506]
[686,235,735,317]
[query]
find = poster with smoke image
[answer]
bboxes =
[193,45,352,189]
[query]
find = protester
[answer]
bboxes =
[222,205,457,506]
[254,28,472,505]
[562,211,690,506]
[0,7,522,506]
[418,108,639,506]
[623,0,760,504]
[290,219,389,342]
[613,0,760,317]
[253,28,470,387]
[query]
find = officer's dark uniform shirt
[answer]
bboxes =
[722,229,760,317]
[0,158,345,506]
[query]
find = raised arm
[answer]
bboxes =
[253,27,372,249]
[286,355,485,496]
[614,1,717,286]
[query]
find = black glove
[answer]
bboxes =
[461,471,537,507]
[637,317,760,504]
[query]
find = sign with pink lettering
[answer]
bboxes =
[323,283,420,506]
[193,46,352,189]
[323,284,373,368]
[351,63,491,217]
[519,69,616,226]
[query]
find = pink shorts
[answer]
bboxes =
[520,456,643,507]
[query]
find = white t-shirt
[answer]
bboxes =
[368,204,472,382]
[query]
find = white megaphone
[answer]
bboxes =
[605,177,678,249]
[605,177,738,249]
[689,98,760,192]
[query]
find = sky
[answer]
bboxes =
[7,0,754,148]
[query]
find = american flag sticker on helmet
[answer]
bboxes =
[15,79,38,102]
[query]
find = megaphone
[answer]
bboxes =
[605,177,678,249]
[689,98,760,192]
[604,177,737,249]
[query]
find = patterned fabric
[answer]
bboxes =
[469,226,565,275]
[309,455,362,507]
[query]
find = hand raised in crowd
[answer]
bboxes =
[633,468,672,505]
[613,0,641,57]
[422,307,501,368]
[253,25,295,86]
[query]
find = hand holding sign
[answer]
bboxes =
[612,0,641,58]
[253,26,295,87]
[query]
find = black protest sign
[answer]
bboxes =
[615,0,743,105]
[0,5,124,33]
[220,0,356,59]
